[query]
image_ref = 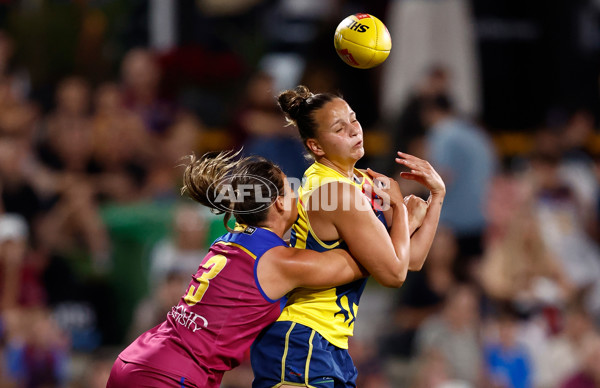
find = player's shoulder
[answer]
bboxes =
[221,227,286,258]
[308,180,363,207]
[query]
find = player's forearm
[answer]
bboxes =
[408,192,444,271]
[388,204,411,278]
[408,211,423,235]
[323,249,370,284]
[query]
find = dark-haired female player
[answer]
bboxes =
[106,150,421,387]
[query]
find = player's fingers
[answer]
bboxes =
[404,194,425,204]
[396,158,429,174]
[398,172,416,181]
[396,154,428,166]
[367,168,394,189]
[395,157,417,168]
[399,171,423,181]
[395,157,418,166]
[397,151,425,162]
[397,153,435,172]
[370,183,388,198]
[366,167,388,179]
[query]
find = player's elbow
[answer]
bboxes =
[384,251,411,287]
[378,271,407,288]
[408,260,425,272]
[375,260,407,288]
[408,251,430,271]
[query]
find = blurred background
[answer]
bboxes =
[0,0,599,387]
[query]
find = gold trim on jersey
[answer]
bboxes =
[234,223,276,235]
[280,322,296,383]
[276,322,319,388]
[294,200,341,251]
[214,241,257,260]
[305,330,316,383]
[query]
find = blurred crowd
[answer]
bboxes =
[0,0,598,388]
[343,62,600,388]
[0,40,214,386]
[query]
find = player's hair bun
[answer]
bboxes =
[277,85,314,124]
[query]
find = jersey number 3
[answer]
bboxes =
[184,254,228,306]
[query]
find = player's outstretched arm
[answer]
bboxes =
[257,246,368,301]
[395,152,445,271]
[307,181,411,288]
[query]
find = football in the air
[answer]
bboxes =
[334,13,392,69]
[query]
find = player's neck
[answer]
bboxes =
[316,157,355,179]
[259,217,287,238]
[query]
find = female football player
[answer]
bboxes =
[251,85,445,388]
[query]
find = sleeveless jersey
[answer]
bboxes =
[277,161,387,349]
[119,225,287,387]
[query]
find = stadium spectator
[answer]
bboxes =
[483,308,533,388]
[421,93,497,280]
[414,283,483,387]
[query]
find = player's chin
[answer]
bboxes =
[352,146,365,160]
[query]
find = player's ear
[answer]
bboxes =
[273,195,285,213]
[306,138,324,157]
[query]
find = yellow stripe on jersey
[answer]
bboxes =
[280,323,296,383]
[305,329,316,386]
[214,241,257,260]
[277,322,319,388]
[293,204,341,251]
[280,161,374,349]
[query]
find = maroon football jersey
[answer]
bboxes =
[119,226,286,386]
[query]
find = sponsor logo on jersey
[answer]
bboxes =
[243,226,257,235]
[169,305,208,333]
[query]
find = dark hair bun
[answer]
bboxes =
[277,85,313,123]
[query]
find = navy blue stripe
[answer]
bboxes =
[180,376,185,388]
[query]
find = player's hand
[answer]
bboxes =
[395,152,445,196]
[405,195,428,233]
[365,168,403,209]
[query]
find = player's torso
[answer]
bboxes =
[120,226,286,385]
[281,162,386,349]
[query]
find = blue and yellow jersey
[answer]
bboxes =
[277,161,387,349]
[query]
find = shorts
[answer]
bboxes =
[251,321,357,388]
[106,357,198,387]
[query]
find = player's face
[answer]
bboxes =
[312,98,364,166]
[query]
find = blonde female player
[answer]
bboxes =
[107,150,420,387]
[250,85,446,388]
